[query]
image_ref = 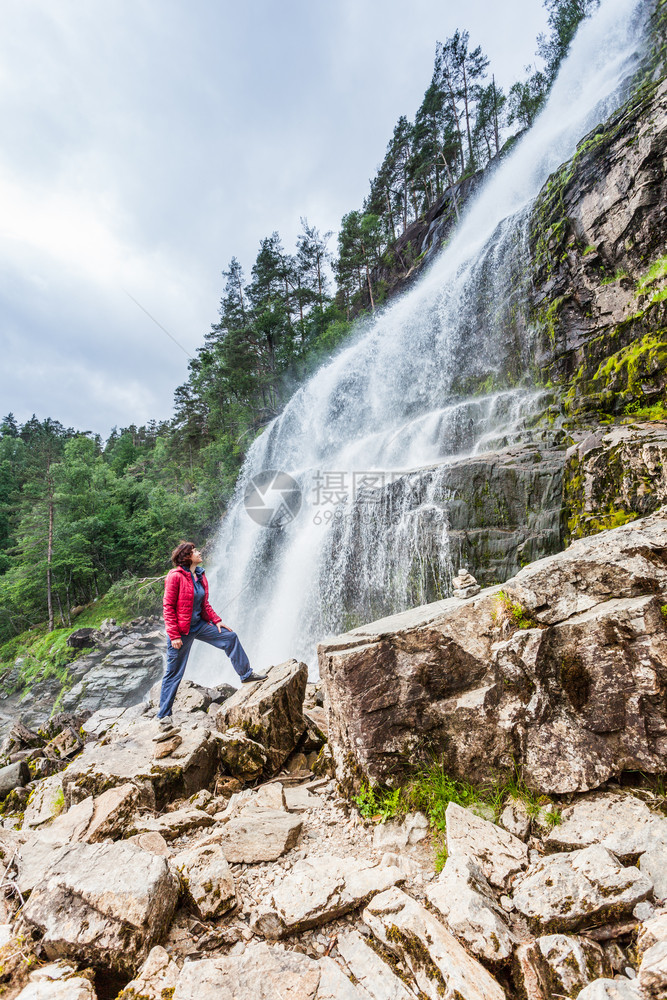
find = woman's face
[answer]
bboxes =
[189,546,203,567]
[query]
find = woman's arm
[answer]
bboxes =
[163,571,182,641]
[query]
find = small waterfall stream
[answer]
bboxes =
[190,0,647,684]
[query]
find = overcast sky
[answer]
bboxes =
[0,0,548,437]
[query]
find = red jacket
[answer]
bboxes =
[163,566,225,641]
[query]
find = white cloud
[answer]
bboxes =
[0,0,548,434]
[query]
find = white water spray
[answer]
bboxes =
[190,0,647,686]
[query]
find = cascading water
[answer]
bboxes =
[189,0,648,685]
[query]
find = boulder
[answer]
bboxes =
[545,793,667,862]
[319,508,667,794]
[15,978,96,999]
[499,798,531,840]
[213,728,270,781]
[640,843,667,902]
[637,910,667,998]
[130,806,214,842]
[66,628,99,650]
[535,934,612,998]
[575,981,640,999]
[20,839,178,974]
[208,808,302,863]
[372,811,429,852]
[252,855,404,939]
[149,678,211,714]
[362,886,506,1000]
[0,761,30,800]
[170,943,361,1000]
[336,929,417,1000]
[215,659,308,769]
[284,785,323,812]
[512,845,653,932]
[61,717,218,810]
[445,802,528,888]
[426,857,517,964]
[23,774,64,829]
[118,945,179,1000]
[172,842,236,920]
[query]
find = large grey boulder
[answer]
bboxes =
[172,842,236,920]
[535,934,612,998]
[545,792,667,861]
[61,717,218,810]
[336,929,419,1000]
[575,981,641,999]
[215,659,309,771]
[512,845,653,932]
[20,839,178,974]
[637,910,667,998]
[23,774,64,829]
[0,761,30,800]
[119,945,180,1000]
[15,978,96,999]
[252,855,404,939]
[426,857,517,964]
[208,808,302,863]
[362,886,506,1000]
[319,507,667,794]
[444,802,528,888]
[171,943,364,1000]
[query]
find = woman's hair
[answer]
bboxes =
[171,541,195,568]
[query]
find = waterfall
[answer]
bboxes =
[189,0,647,685]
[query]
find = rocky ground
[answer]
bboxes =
[0,654,662,999]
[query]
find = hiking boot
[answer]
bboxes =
[242,670,267,684]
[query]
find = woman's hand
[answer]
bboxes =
[215,622,223,633]
[172,637,183,649]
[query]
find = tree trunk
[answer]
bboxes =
[47,500,54,633]
[462,63,474,166]
[385,188,396,242]
[492,75,500,154]
[441,155,461,220]
[365,261,376,313]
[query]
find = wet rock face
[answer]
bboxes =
[320,507,667,793]
[531,77,667,407]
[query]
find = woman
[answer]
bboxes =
[157,540,265,731]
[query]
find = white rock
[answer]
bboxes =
[639,940,667,997]
[575,980,641,999]
[252,855,404,939]
[284,785,323,812]
[120,944,180,1000]
[445,801,528,888]
[20,839,178,974]
[637,911,667,998]
[373,812,429,851]
[640,842,667,902]
[363,886,505,1000]
[545,793,667,861]
[536,934,610,996]
[171,942,330,999]
[499,798,531,840]
[426,857,517,964]
[207,809,302,863]
[512,845,652,932]
[22,775,64,829]
[336,929,416,1000]
[15,980,96,999]
[131,806,214,841]
[172,842,236,920]
[61,716,218,810]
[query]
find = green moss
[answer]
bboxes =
[492,591,538,632]
[636,255,667,294]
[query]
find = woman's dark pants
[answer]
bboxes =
[157,621,251,719]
